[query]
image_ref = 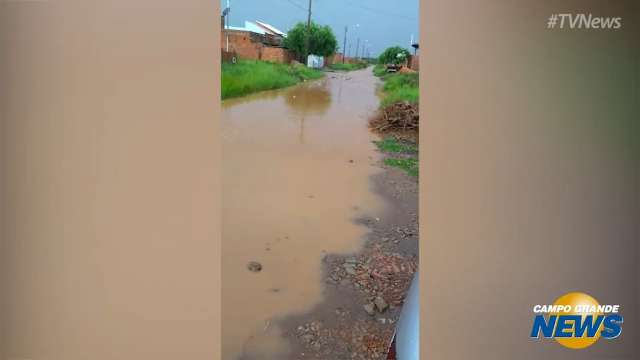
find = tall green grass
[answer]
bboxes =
[221,60,323,99]
[372,66,419,107]
[383,73,418,91]
[381,87,419,106]
[372,64,387,77]
[380,73,419,106]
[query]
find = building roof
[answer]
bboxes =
[227,25,259,32]
[225,20,287,37]
[254,21,286,37]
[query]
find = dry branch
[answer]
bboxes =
[369,102,419,133]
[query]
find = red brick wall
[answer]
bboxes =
[327,53,358,65]
[261,47,294,64]
[409,54,420,71]
[221,30,292,63]
[222,30,261,60]
[326,54,339,65]
[221,50,237,63]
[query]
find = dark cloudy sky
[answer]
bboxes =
[220,0,419,57]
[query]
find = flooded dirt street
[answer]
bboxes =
[221,68,388,359]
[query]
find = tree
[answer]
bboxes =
[283,21,338,60]
[378,46,411,65]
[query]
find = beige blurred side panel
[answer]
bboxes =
[1,1,221,359]
[420,1,638,359]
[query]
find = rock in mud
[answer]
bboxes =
[374,296,389,313]
[247,261,262,272]
[343,264,357,275]
[301,334,315,344]
[363,303,376,316]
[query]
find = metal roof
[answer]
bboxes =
[254,20,286,36]
[225,20,287,37]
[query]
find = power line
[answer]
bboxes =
[341,0,418,22]
[280,0,307,12]
[342,26,347,63]
[304,0,312,61]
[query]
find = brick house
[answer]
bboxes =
[221,20,294,64]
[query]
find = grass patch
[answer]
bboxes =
[373,64,387,77]
[380,73,419,106]
[374,137,419,177]
[373,137,418,154]
[383,73,419,91]
[384,158,419,177]
[381,87,419,106]
[222,60,323,99]
[372,66,419,107]
[328,62,367,71]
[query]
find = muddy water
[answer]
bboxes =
[221,68,385,359]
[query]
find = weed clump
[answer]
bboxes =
[222,60,323,99]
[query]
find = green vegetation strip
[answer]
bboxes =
[374,137,419,177]
[372,65,419,107]
[383,158,419,177]
[373,138,417,154]
[222,60,324,99]
[373,64,387,77]
[380,73,419,107]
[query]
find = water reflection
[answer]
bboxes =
[284,80,332,115]
[221,86,283,108]
[283,80,331,144]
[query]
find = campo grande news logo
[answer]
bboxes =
[530,292,623,349]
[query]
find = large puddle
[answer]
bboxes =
[222,68,385,359]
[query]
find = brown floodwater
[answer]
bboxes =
[221,68,386,359]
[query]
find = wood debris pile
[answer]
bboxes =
[369,101,419,132]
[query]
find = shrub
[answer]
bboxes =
[378,46,411,65]
[283,21,338,60]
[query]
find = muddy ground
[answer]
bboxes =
[278,152,419,360]
[226,68,419,360]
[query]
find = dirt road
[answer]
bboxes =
[221,67,418,359]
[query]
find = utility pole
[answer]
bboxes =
[342,26,347,64]
[225,0,230,52]
[355,38,360,60]
[304,0,312,64]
